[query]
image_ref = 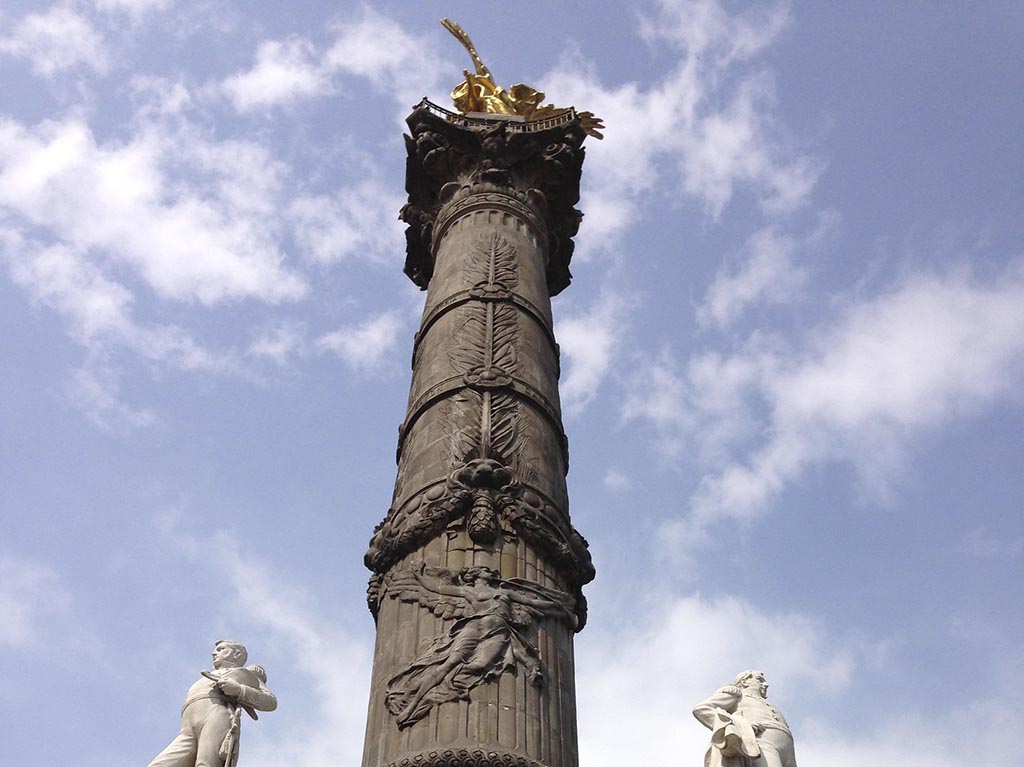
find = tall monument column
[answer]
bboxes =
[361,98,596,767]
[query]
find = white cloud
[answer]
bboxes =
[221,37,326,112]
[627,262,1024,538]
[603,469,631,491]
[214,538,372,767]
[577,591,854,767]
[639,0,790,64]
[93,0,171,17]
[0,4,108,77]
[698,225,805,329]
[323,9,448,109]
[3,230,223,365]
[556,293,633,416]
[577,587,1024,766]
[217,10,449,115]
[130,75,193,117]
[0,116,306,305]
[246,323,307,365]
[64,360,159,431]
[289,178,405,265]
[698,214,835,329]
[542,0,819,252]
[155,521,372,767]
[0,555,70,646]
[316,311,403,372]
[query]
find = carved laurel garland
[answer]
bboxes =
[365,463,593,626]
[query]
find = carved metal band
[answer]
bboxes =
[383,748,545,767]
[412,288,556,371]
[397,374,567,466]
[432,192,548,264]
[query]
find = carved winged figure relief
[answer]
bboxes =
[383,564,577,728]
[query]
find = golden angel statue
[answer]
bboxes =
[383,564,578,727]
[441,18,604,140]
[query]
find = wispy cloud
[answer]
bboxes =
[556,292,633,416]
[697,214,836,329]
[0,116,305,305]
[221,37,326,112]
[155,521,372,767]
[627,261,1024,542]
[577,590,855,766]
[0,4,109,77]
[216,9,450,115]
[289,178,405,266]
[0,555,71,647]
[316,311,404,373]
[542,0,819,254]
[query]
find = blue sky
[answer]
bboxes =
[1,1,1022,765]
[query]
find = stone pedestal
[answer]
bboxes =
[361,101,594,767]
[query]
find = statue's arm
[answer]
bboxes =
[425,577,467,600]
[237,681,278,712]
[692,685,741,729]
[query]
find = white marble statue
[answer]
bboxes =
[147,640,277,767]
[692,670,796,767]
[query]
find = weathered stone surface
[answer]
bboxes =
[361,101,593,767]
[146,641,276,767]
[692,671,797,767]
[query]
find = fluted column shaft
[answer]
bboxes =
[362,103,594,767]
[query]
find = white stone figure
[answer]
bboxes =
[147,641,277,767]
[692,670,796,767]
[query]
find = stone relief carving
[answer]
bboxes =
[440,389,484,468]
[693,670,797,767]
[384,748,545,767]
[465,230,519,291]
[382,564,576,728]
[447,234,521,388]
[365,462,594,623]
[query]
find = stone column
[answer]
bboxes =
[362,101,595,767]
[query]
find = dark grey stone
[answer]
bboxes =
[361,100,594,767]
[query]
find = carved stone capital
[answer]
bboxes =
[401,100,586,296]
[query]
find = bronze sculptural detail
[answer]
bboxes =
[441,18,605,140]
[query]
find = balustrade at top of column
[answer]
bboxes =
[400,98,590,298]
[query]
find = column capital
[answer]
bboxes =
[400,99,588,296]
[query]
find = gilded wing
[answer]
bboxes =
[383,565,471,621]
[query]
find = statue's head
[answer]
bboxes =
[457,566,501,586]
[247,664,268,683]
[212,640,248,669]
[734,669,769,698]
